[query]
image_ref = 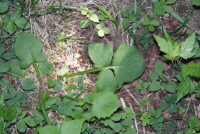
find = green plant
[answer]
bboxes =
[193,0,200,6]
[148,108,164,132]
[159,94,180,114]
[140,112,151,126]
[140,18,160,32]
[135,80,150,95]
[153,0,177,16]
[138,97,148,109]
[79,6,116,37]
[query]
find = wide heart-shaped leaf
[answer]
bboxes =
[88,43,113,68]
[92,92,121,119]
[14,32,46,68]
[111,42,145,87]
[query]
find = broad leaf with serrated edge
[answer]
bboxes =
[155,61,165,76]
[154,35,168,53]
[182,61,200,79]
[88,43,113,68]
[177,77,194,102]
[14,32,46,68]
[4,106,17,121]
[95,69,117,93]
[92,92,121,119]
[61,119,85,134]
[180,32,195,59]
[111,42,145,87]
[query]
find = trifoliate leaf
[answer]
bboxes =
[88,43,113,68]
[180,32,195,59]
[92,92,121,119]
[182,61,200,79]
[21,78,37,90]
[176,77,194,102]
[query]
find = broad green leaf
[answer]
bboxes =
[13,18,30,29]
[121,11,128,17]
[149,72,159,81]
[79,20,89,28]
[4,106,16,121]
[176,77,195,102]
[98,29,105,37]
[148,25,155,32]
[52,80,63,92]
[47,78,56,88]
[0,63,10,72]
[159,102,170,111]
[23,117,36,127]
[154,35,168,53]
[1,48,16,60]
[164,81,176,93]
[37,125,60,134]
[92,92,121,119]
[164,5,173,13]
[122,117,133,127]
[111,43,145,87]
[8,59,25,77]
[95,69,117,93]
[89,14,99,22]
[155,61,165,76]
[141,18,150,25]
[182,62,200,79]
[180,32,195,59]
[150,20,160,26]
[0,119,3,134]
[79,6,89,15]
[0,2,8,13]
[14,32,46,68]
[17,120,27,133]
[3,19,15,34]
[88,43,113,68]
[44,97,57,108]
[56,66,69,76]
[193,0,200,5]
[60,119,85,134]
[149,81,161,91]
[0,78,12,89]
[0,47,5,55]
[21,78,37,90]
[38,60,54,75]
[11,10,21,20]
[122,19,129,30]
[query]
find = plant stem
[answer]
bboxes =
[58,68,103,80]
[32,61,51,126]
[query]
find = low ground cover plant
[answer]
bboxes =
[0,0,200,134]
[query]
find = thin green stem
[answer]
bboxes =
[58,68,103,80]
[60,95,93,105]
[32,61,51,126]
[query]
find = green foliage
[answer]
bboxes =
[154,32,196,61]
[153,0,177,15]
[1,9,30,33]
[140,113,151,126]
[141,18,160,32]
[193,0,200,6]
